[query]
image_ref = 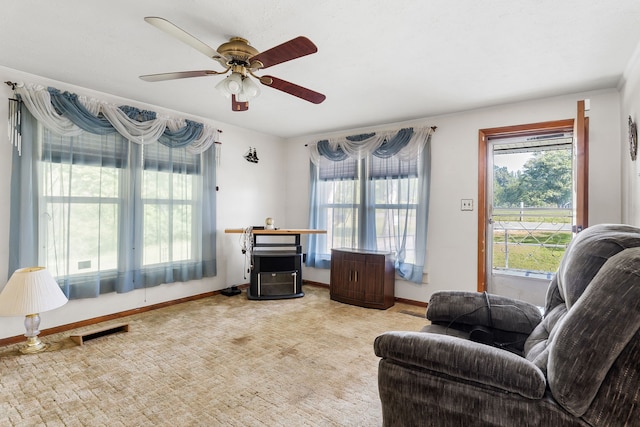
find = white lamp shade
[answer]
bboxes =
[217,72,243,95]
[240,77,260,101]
[0,267,68,316]
[214,79,231,99]
[226,73,243,94]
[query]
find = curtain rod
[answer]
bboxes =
[304,126,437,146]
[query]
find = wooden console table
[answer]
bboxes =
[225,228,326,300]
[224,229,327,235]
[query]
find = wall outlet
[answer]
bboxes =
[461,199,474,211]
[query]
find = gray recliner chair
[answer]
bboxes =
[374,224,640,426]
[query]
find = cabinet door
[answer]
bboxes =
[331,251,366,301]
[363,254,385,304]
[347,255,366,301]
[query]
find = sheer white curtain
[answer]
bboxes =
[307,127,433,283]
[9,84,218,298]
[34,125,215,298]
[39,128,125,297]
[306,155,361,268]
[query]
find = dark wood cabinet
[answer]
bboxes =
[330,248,395,309]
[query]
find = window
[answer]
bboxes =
[41,130,124,280]
[11,109,216,299]
[315,155,360,251]
[307,128,432,283]
[141,142,200,267]
[370,155,420,265]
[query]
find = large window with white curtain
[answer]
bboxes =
[313,155,421,259]
[9,84,218,299]
[306,127,433,283]
[36,123,211,298]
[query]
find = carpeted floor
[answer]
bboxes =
[0,285,427,426]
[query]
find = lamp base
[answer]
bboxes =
[20,336,48,354]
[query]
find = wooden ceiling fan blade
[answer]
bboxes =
[231,95,249,111]
[139,70,223,82]
[144,16,221,60]
[260,75,326,104]
[250,36,317,69]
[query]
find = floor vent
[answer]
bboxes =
[70,323,129,346]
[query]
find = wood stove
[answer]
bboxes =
[223,228,327,300]
[249,230,303,300]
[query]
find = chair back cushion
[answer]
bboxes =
[524,224,640,420]
[548,223,640,311]
[526,224,640,364]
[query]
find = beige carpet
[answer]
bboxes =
[0,285,427,426]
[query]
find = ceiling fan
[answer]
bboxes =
[139,17,326,111]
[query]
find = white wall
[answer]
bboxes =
[286,89,622,304]
[0,66,287,339]
[620,44,640,226]
[0,65,626,340]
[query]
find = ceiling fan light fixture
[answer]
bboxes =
[241,77,260,100]
[214,79,231,99]
[216,72,243,97]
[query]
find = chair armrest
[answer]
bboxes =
[427,291,542,335]
[374,331,546,399]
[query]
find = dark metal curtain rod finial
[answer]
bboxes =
[5,81,18,90]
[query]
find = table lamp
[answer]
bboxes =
[0,267,68,353]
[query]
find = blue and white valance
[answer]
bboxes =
[309,126,434,163]
[14,83,219,154]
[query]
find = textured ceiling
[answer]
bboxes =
[1,0,640,138]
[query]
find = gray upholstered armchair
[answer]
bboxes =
[374,224,640,426]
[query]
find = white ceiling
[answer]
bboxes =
[2,0,640,138]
